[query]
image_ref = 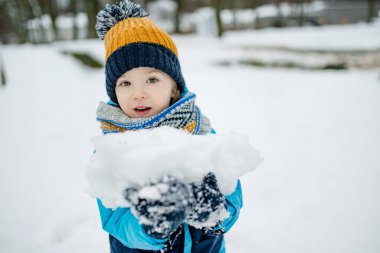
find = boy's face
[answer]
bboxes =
[115,67,177,118]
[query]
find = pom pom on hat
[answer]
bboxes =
[96,0,148,40]
[96,0,187,105]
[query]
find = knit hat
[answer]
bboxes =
[96,0,187,104]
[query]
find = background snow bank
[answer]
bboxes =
[223,20,380,51]
[86,126,262,208]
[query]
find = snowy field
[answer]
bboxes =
[1,22,380,253]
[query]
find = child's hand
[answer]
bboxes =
[186,172,228,229]
[124,175,190,239]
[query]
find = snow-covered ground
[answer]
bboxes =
[223,19,380,51]
[1,23,379,253]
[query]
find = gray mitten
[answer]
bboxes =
[124,175,190,238]
[186,172,228,229]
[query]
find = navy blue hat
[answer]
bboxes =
[96,0,187,104]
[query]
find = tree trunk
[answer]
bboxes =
[174,0,183,34]
[0,54,6,86]
[298,2,304,26]
[254,10,261,29]
[367,0,376,23]
[70,0,78,40]
[0,2,12,43]
[275,1,283,27]
[42,0,58,41]
[27,0,47,43]
[13,0,30,43]
[232,2,237,30]
[214,0,223,37]
[86,0,100,39]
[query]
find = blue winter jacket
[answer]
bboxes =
[96,130,243,253]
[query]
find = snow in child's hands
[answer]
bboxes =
[86,126,262,209]
[124,175,189,238]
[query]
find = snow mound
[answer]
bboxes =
[86,126,262,208]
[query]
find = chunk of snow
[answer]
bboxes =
[86,126,262,208]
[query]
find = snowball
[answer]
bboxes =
[86,126,262,208]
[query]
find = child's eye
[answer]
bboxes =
[147,78,159,84]
[118,81,131,87]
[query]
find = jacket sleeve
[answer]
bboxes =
[211,180,243,233]
[209,128,243,233]
[222,180,243,233]
[96,199,168,250]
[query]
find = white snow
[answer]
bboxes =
[86,126,262,208]
[223,19,380,51]
[139,185,164,200]
[1,22,379,253]
[252,1,327,19]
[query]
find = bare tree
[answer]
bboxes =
[214,0,223,37]
[289,0,312,26]
[1,0,33,44]
[246,0,269,29]
[367,0,377,23]
[70,0,79,39]
[0,53,6,86]
[86,0,101,38]
[39,0,58,41]
[273,0,284,27]
[173,0,185,33]
[0,1,13,43]
[27,0,49,43]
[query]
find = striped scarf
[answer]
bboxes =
[96,92,211,135]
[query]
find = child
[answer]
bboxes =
[94,1,242,252]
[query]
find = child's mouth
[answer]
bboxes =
[134,106,152,117]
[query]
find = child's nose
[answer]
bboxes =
[132,86,147,100]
